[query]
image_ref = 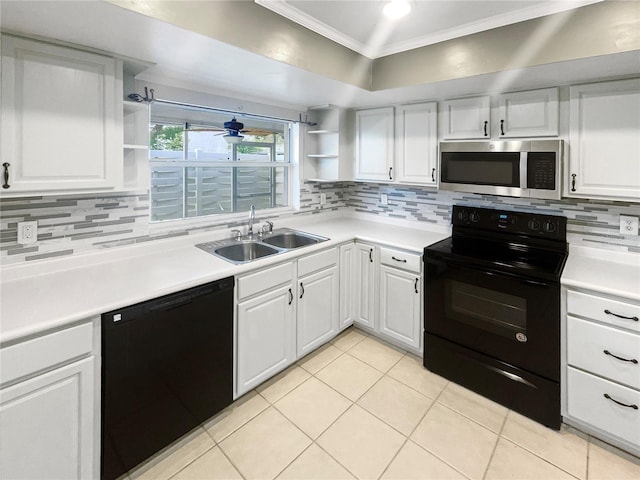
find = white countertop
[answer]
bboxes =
[561,245,640,302]
[0,214,450,345]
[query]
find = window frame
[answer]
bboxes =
[148,104,298,227]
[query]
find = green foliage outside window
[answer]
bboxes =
[150,125,183,151]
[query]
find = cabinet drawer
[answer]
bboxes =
[298,248,337,277]
[567,290,640,332]
[567,316,640,389]
[0,322,93,385]
[567,367,640,446]
[237,262,294,300]
[379,247,421,273]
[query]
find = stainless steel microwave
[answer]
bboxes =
[439,140,563,200]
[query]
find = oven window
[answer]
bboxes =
[441,152,520,186]
[446,280,526,339]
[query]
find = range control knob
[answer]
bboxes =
[528,219,541,231]
[543,220,557,233]
[469,211,480,223]
[458,211,468,222]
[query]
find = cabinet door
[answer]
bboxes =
[237,284,295,396]
[569,79,640,200]
[498,88,559,137]
[339,243,355,330]
[396,103,438,185]
[379,266,421,350]
[297,266,339,357]
[1,35,122,194]
[355,107,394,181]
[354,243,377,330]
[0,357,95,480]
[441,96,490,139]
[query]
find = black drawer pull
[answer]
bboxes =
[299,282,305,299]
[604,309,639,321]
[500,119,505,136]
[483,120,488,137]
[571,173,577,192]
[414,278,419,293]
[369,248,373,263]
[2,163,9,189]
[392,256,407,263]
[288,288,293,305]
[388,167,393,180]
[603,393,638,410]
[431,168,435,182]
[604,350,638,364]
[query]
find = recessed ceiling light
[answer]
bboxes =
[383,0,411,20]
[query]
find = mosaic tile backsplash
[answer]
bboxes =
[1,182,639,265]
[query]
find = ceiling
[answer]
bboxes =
[256,0,603,58]
[0,1,638,112]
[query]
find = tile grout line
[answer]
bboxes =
[481,404,510,480]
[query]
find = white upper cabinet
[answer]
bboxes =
[497,88,559,137]
[396,102,438,186]
[441,96,490,139]
[1,35,123,195]
[355,107,395,182]
[568,79,640,201]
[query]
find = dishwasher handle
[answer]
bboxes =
[104,277,234,325]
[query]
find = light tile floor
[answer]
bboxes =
[125,327,640,480]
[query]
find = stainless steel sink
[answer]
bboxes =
[261,230,327,249]
[213,241,280,263]
[196,228,329,264]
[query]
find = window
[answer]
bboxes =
[149,102,294,222]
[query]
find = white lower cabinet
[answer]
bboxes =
[236,283,296,395]
[354,242,377,330]
[0,321,96,480]
[297,265,339,357]
[379,265,421,350]
[339,243,355,329]
[563,286,640,456]
[378,247,422,352]
[235,248,338,397]
[341,241,423,353]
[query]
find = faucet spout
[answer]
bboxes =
[248,205,255,237]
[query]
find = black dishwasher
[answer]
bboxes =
[101,277,234,480]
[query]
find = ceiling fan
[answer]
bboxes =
[185,117,276,144]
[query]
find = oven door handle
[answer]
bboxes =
[425,256,554,287]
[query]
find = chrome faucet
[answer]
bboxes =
[247,205,255,238]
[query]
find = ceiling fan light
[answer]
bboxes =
[224,134,244,144]
[383,0,411,20]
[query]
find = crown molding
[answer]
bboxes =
[256,0,603,59]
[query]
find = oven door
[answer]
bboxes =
[424,255,559,381]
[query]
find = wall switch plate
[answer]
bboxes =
[381,193,388,205]
[320,193,327,205]
[620,215,639,235]
[17,221,38,245]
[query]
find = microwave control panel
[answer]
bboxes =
[527,152,556,190]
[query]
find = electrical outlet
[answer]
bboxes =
[619,215,639,236]
[18,220,38,245]
[320,193,327,205]
[381,193,388,205]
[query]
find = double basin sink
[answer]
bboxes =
[196,228,329,264]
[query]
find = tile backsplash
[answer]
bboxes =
[1,182,638,265]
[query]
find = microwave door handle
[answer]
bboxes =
[520,152,528,189]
